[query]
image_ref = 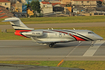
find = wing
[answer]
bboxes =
[31,37,72,45]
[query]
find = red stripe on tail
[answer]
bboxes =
[15,30,31,38]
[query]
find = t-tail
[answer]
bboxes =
[3,17,34,37]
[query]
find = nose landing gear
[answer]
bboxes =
[91,41,96,47]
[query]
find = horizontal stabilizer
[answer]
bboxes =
[2,19,18,22]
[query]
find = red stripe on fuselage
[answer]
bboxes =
[15,30,31,38]
[72,35,86,41]
[53,30,68,34]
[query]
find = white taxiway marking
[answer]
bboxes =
[83,41,105,56]
[66,41,83,57]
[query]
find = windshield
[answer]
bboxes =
[88,32,94,34]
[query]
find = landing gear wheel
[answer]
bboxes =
[49,43,55,48]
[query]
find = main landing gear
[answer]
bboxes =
[49,43,55,48]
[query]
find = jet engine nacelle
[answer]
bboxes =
[22,31,43,37]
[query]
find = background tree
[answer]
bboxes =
[30,1,41,13]
[97,1,102,7]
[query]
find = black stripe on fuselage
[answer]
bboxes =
[62,30,93,41]
[52,30,93,41]
[15,29,25,30]
[52,30,88,41]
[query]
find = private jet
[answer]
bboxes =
[3,17,103,48]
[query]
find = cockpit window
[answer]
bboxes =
[88,32,94,34]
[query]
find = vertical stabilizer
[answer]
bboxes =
[3,17,34,37]
[3,17,34,30]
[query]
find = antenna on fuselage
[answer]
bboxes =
[51,28,53,30]
[73,28,75,30]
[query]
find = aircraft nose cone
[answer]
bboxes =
[92,35,103,41]
[98,36,103,40]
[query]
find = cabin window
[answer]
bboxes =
[32,33,35,34]
[59,33,61,35]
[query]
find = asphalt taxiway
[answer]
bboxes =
[0,40,105,61]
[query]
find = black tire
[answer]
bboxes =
[49,43,55,48]
[49,44,53,48]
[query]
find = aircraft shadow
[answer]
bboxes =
[53,44,78,48]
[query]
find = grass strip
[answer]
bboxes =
[61,61,105,70]
[0,61,105,70]
[0,16,105,25]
